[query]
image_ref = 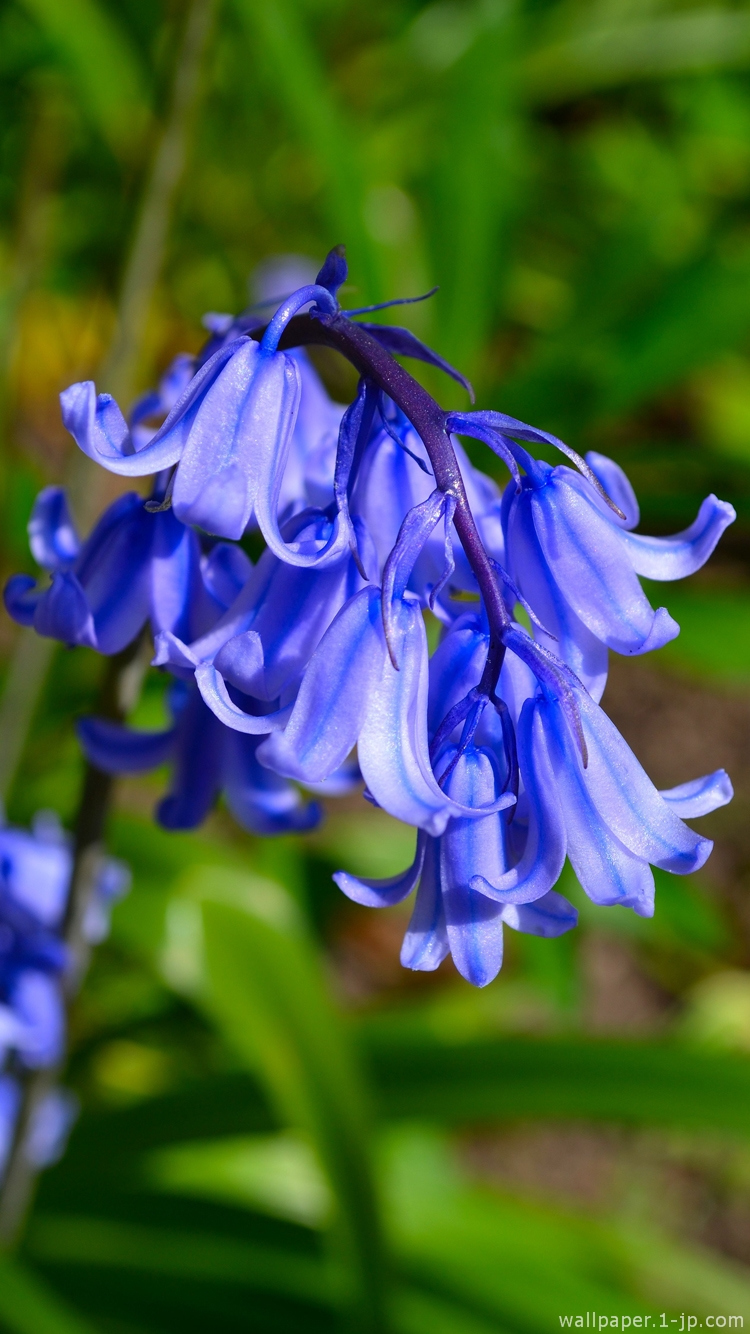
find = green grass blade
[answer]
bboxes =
[231,0,380,301]
[0,1254,96,1334]
[193,871,390,1331]
[17,0,150,157]
[364,1030,750,1134]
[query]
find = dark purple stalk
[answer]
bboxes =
[265,313,512,697]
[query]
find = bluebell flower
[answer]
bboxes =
[333,723,574,987]
[4,485,250,654]
[500,443,735,700]
[0,1076,20,1181]
[0,1078,77,1183]
[156,508,374,729]
[259,492,516,835]
[78,677,329,835]
[0,813,129,1068]
[58,279,356,564]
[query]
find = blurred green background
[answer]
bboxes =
[4,0,750,1329]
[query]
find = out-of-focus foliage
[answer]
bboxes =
[3,0,750,1329]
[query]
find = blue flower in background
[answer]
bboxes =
[77,677,339,835]
[4,486,251,654]
[0,813,128,1068]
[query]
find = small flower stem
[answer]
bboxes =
[267,313,511,694]
[0,637,147,1249]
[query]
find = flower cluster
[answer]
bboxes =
[0,812,128,1182]
[6,246,735,986]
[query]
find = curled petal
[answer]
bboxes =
[543,688,712,882]
[77,718,176,773]
[335,831,426,908]
[471,699,566,905]
[504,490,608,701]
[60,339,243,476]
[622,494,736,581]
[4,575,40,627]
[152,630,200,677]
[28,488,80,570]
[502,890,577,937]
[33,571,95,648]
[400,838,449,973]
[195,664,292,734]
[530,472,679,656]
[660,769,733,818]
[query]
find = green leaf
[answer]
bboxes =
[424,1,524,383]
[526,9,750,107]
[190,869,390,1331]
[26,1212,333,1306]
[17,0,150,157]
[0,1254,96,1334]
[363,1029,750,1134]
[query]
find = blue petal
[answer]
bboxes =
[470,699,566,905]
[172,343,292,540]
[335,831,426,907]
[542,688,712,884]
[216,519,360,700]
[222,733,320,836]
[505,486,609,701]
[33,571,95,647]
[358,599,514,836]
[584,452,639,529]
[502,890,578,937]
[156,687,224,829]
[11,970,65,1068]
[400,838,450,972]
[4,575,40,627]
[150,509,209,643]
[77,717,176,773]
[60,338,244,476]
[201,542,253,612]
[0,829,71,928]
[259,586,387,781]
[28,488,80,570]
[530,470,679,656]
[75,496,153,654]
[427,620,488,735]
[195,664,293,734]
[622,494,736,581]
[659,769,733,818]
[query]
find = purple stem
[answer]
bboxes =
[260,313,512,695]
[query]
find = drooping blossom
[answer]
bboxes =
[5,245,735,987]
